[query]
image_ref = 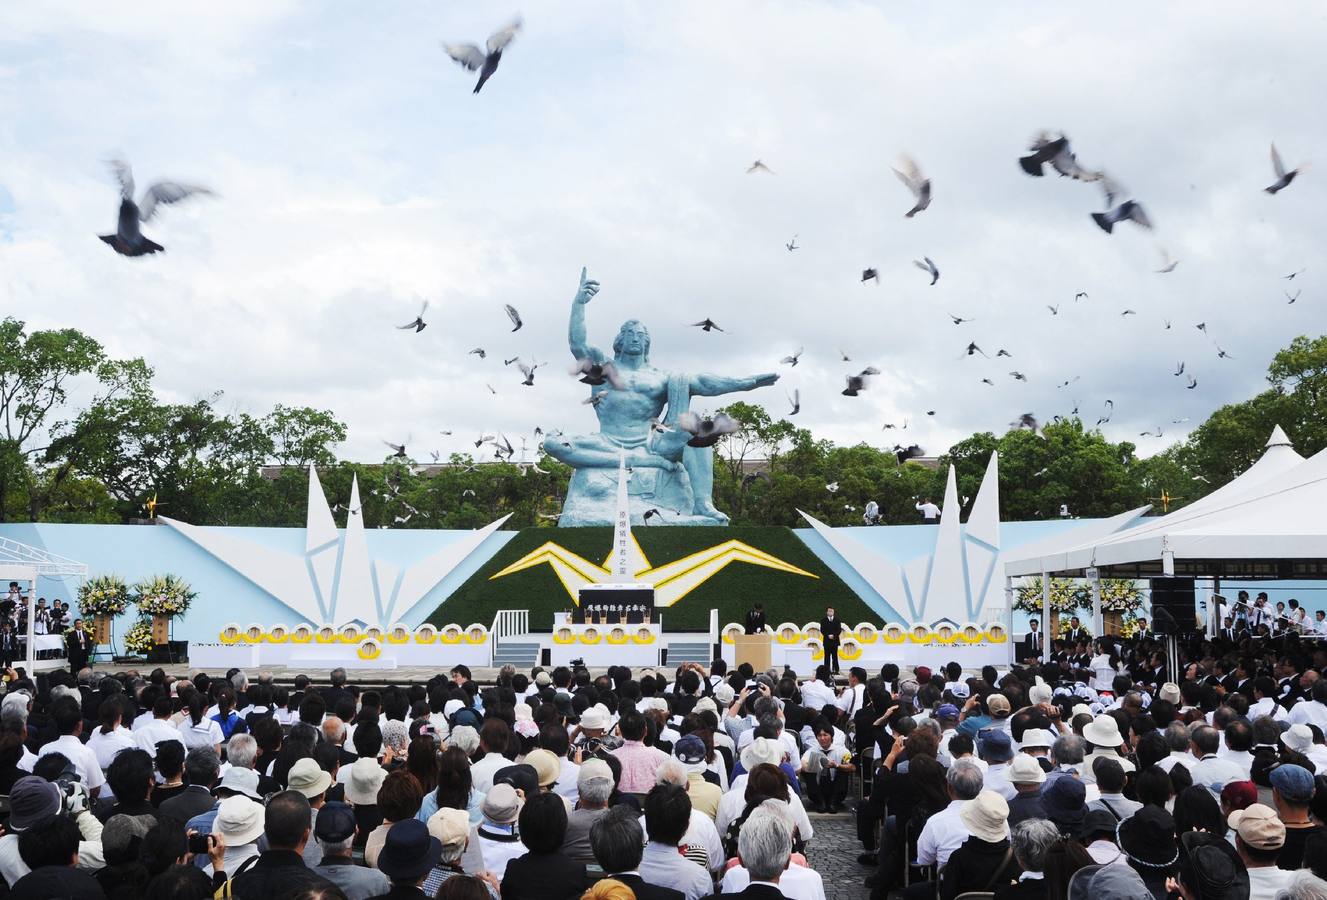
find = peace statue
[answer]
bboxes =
[543,268,778,526]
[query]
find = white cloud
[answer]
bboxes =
[0,0,1322,467]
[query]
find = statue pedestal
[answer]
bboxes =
[559,465,717,526]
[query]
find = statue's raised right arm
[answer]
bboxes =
[568,267,603,363]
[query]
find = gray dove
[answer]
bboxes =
[443,18,522,94]
[99,159,214,256]
[892,155,931,217]
[913,257,939,285]
[1265,143,1303,194]
[677,411,741,447]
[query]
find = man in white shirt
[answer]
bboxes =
[799,667,838,713]
[1155,722,1198,773]
[1189,725,1246,797]
[834,667,867,718]
[979,731,1018,801]
[135,695,185,758]
[915,498,941,521]
[1289,681,1327,730]
[1218,721,1256,779]
[469,719,514,793]
[1230,803,1294,900]
[1248,677,1290,723]
[1315,610,1327,636]
[915,760,985,868]
[38,696,106,796]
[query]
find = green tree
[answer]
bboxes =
[0,318,151,521]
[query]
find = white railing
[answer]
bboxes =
[488,609,530,667]
[491,609,529,638]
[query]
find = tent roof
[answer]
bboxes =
[1005,426,1326,579]
[0,535,87,577]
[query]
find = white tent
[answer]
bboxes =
[1006,425,1324,580]
[0,536,87,671]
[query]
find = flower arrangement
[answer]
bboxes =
[1013,577,1081,614]
[123,618,156,656]
[77,575,132,617]
[133,574,196,618]
[1094,579,1145,613]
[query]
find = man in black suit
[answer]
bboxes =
[1019,618,1044,661]
[1064,615,1091,643]
[820,607,843,674]
[65,618,90,676]
[590,806,684,900]
[0,620,19,669]
[744,603,767,635]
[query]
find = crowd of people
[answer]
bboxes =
[0,625,1324,899]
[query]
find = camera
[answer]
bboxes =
[188,833,211,856]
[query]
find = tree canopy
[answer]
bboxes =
[3,318,1323,530]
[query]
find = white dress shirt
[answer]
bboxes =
[1157,751,1198,773]
[835,683,866,716]
[914,799,971,867]
[1247,865,1295,900]
[1190,754,1247,796]
[135,717,185,756]
[1289,700,1327,731]
[38,734,106,790]
[1217,748,1255,779]
[87,725,137,770]
[723,864,826,900]
[468,752,510,793]
[1248,697,1289,723]
[983,763,1018,801]
[800,680,838,712]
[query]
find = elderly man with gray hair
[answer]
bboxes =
[730,804,794,898]
[721,801,825,900]
[915,759,987,868]
[589,806,680,900]
[561,758,615,865]
[1006,819,1061,898]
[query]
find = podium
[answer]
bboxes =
[732,633,771,671]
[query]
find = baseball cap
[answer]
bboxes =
[1269,764,1315,803]
[1228,803,1286,850]
[936,704,960,721]
[494,763,539,798]
[427,806,470,848]
[674,734,707,766]
[987,694,1012,717]
[314,800,357,844]
[578,758,614,787]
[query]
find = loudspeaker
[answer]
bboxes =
[1150,577,1196,633]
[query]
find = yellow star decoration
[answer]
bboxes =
[489,532,818,607]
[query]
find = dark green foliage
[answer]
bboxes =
[427,525,874,631]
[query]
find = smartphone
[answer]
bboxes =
[188,833,210,855]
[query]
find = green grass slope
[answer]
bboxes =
[428,526,873,632]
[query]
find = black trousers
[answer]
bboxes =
[805,770,848,810]
[824,640,839,673]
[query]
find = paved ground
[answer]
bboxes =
[806,809,871,900]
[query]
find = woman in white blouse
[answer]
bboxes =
[178,691,223,754]
[87,696,136,771]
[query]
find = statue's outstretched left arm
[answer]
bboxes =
[689,372,779,396]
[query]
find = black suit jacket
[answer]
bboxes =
[1065,626,1091,642]
[159,785,218,825]
[705,884,786,900]
[500,851,587,900]
[613,874,684,900]
[820,618,843,646]
[1019,631,1043,659]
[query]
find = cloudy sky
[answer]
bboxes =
[1,1,1324,465]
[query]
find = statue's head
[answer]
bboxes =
[612,319,650,362]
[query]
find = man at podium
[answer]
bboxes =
[744,603,766,635]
